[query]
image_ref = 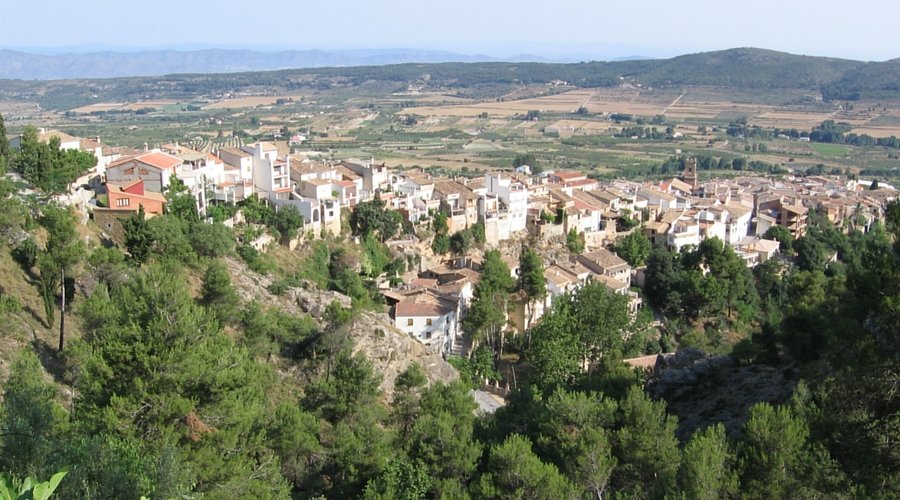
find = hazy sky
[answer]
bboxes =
[4,0,898,61]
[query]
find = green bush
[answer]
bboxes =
[189,223,234,258]
[268,276,302,296]
[237,243,276,275]
[0,294,22,315]
[12,238,38,270]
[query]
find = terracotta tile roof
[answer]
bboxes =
[80,138,101,150]
[572,191,605,210]
[596,273,627,292]
[219,147,251,158]
[410,278,440,288]
[36,129,79,144]
[334,165,362,181]
[406,175,433,187]
[433,180,476,200]
[120,179,143,191]
[580,248,629,271]
[669,178,694,193]
[395,301,452,317]
[466,177,486,190]
[544,264,579,287]
[724,202,752,219]
[109,151,182,171]
[565,178,598,189]
[106,182,167,203]
[552,171,586,181]
[573,199,595,211]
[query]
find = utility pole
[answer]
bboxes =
[58,266,65,352]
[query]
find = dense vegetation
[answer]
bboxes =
[9,125,96,194]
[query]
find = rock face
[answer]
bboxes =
[224,257,457,396]
[289,287,352,318]
[346,310,458,395]
[648,349,796,440]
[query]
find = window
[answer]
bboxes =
[407,318,414,326]
[116,198,130,207]
[426,318,433,326]
[425,331,432,339]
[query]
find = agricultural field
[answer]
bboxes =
[7,79,899,179]
[809,143,849,156]
[203,95,306,110]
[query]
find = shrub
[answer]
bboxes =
[189,223,234,258]
[0,293,22,315]
[237,243,276,275]
[12,238,39,270]
[268,276,302,296]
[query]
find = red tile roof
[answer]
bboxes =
[553,171,585,180]
[395,302,451,317]
[109,151,182,171]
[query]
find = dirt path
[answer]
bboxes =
[575,90,596,112]
[662,91,687,115]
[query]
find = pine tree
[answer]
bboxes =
[677,424,738,499]
[518,246,546,332]
[200,260,239,324]
[37,205,84,350]
[0,112,9,159]
[122,205,152,264]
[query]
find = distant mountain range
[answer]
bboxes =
[0,48,583,80]
[1,48,898,108]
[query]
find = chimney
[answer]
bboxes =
[143,143,149,152]
[95,136,101,144]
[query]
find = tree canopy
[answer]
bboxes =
[11,126,96,194]
[350,197,402,242]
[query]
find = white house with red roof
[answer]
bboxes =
[106,151,182,193]
[393,293,458,353]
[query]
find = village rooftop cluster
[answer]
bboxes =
[14,128,898,357]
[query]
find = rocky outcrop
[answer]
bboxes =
[288,286,352,318]
[648,349,796,440]
[346,310,458,395]
[223,257,457,396]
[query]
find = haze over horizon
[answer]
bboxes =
[4,0,899,62]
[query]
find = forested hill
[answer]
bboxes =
[0,48,897,109]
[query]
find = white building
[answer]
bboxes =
[667,218,702,252]
[638,187,681,212]
[724,202,753,246]
[271,196,341,237]
[106,151,180,193]
[244,142,292,200]
[394,301,457,354]
[217,147,256,201]
[341,158,390,199]
[486,173,529,234]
